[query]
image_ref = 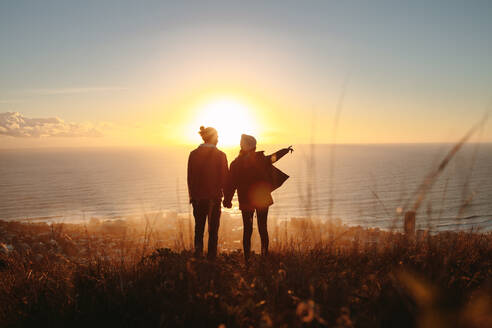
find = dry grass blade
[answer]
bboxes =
[406,114,488,213]
[327,74,350,220]
[368,186,392,218]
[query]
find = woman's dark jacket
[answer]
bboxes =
[224,148,289,211]
[187,144,229,202]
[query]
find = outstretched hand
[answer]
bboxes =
[287,145,294,153]
[223,200,232,208]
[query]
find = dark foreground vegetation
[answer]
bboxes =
[0,219,491,328]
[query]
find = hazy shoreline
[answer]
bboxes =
[2,143,491,230]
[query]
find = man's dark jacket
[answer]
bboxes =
[224,149,289,211]
[187,144,228,202]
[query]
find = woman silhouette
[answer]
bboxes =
[223,134,293,263]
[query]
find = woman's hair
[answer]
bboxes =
[199,126,217,143]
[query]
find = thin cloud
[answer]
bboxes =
[0,112,103,138]
[0,100,24,104]
[28,87,127,96]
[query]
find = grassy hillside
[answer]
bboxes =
[0,219,491,327]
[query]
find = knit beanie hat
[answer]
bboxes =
[240,134,257,151]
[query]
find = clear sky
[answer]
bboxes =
[1,0,491,148]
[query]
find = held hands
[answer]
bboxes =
[223,199,232,208]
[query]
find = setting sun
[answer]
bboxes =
[188,98,260,147]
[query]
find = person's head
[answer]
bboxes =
[199,126,218,145]
[240,134,256,152]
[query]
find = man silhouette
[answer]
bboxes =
[187,126,228,260]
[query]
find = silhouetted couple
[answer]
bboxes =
[187,126,293,262]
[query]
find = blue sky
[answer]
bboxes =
[1,0,491,145]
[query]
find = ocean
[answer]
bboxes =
[1,144,491,232]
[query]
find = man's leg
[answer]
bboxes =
[207,200,221,260]
[257,207,269,256]
[241,210,254,262]
[192,200,207,258]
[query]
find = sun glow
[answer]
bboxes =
[188,98,259,147]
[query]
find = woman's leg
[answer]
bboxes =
[257,207,269,256]
[241,210,254,262]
